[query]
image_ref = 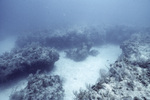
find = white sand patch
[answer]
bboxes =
[0,36,16,54]
[51,44,122,100]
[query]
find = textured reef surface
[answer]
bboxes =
[0,44,59,84]
[65,43,99,61]
[74,33,150,100]
[10,72,64,100]
[121,33,150,68]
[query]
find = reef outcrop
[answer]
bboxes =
[10,73,64,100]
[74,33,150,100]
[0,44,59,84]
[16,25,137,50]
[65,42,99,61]
[121,33,150,68]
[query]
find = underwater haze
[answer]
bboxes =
[0,0,150,35]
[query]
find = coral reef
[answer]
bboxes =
[120,33,150,68]
[1,25,149,99]
[65,43,99,61]
[74,33,150,100]
[15,25,137,50]
[10,72,64,100]
[16,28,104,50]
[0,43,59,84]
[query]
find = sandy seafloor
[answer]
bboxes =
[0,37,122,100]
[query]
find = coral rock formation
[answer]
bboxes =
[74,33,150,100]
[0,44,59,84]
[10,73,64,100]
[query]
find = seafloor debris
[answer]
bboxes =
[10,73,64,100]
[74,33,150,100]
[0,43,59,84]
